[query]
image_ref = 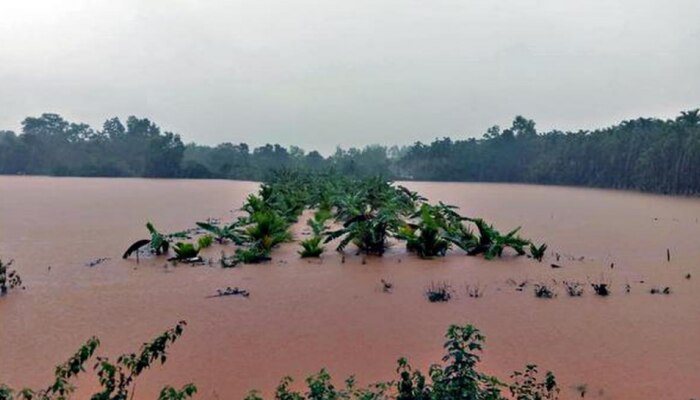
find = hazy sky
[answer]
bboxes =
[1,0,699,153]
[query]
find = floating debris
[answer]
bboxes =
[650,286,671,295]
[85,257,110,267]
[207,286,250,298]
[168,256,205,265]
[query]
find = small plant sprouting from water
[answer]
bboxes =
[465,283,485,298]
[534,283,556,299]
[425,281,452,302]
[380,279,393,293]
[529,243,548,262]
[299,236,324,258]
[650,286,671,295]
[197,234,214,249]
[0,321,195,400]
[0,258,23,296]
[562,281,584,297]
[590,279,611,296]
[173,242,200,260]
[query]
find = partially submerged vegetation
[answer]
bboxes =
[122,171,543,265]
[0,258,22,296]
[0,322,195,400]
[425,281,453,302]
[244,324,559,400]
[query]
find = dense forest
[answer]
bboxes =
[1,109,699,195]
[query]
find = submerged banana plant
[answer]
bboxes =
[122,222,173,259]
[529,242,548,262]
[196,220,244,244]
[241,210,292,252]
[397,204,452,258]
[172,242,200,260]
[299,236,324,258]
[466,218,530,260]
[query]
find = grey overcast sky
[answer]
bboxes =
[1,0,699,153]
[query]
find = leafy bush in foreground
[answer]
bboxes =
[0,321,195,400]
[244,324,558,400]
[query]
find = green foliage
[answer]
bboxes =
[0,258,22,296]
[123,222,178,259]
[466,218,530,260]
[158,385,198,400]
[146,222,171,255]
[197,235,214,249]
[299,236,324,258]
[245,324,558,400]
[4,110,700,197]
[241,210,293,252]
[195,221,243,244]
[173,242,199,260]
[396,204,460,258]
[529,243,547,262]
[234,247,272,265]
[509,365,559,400]
[0,322,194,400]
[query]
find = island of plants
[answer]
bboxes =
[123,171,546,265]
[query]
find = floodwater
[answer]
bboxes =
[1,176,700,399]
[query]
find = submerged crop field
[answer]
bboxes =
[1,175,700,398]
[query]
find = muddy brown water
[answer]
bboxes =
[1,176,700,399]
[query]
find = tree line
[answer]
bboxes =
[1,109,699,194]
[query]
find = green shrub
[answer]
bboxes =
[299,236,324,258]
[173,242,200,260]
[529,243,548,262]
[0,322,195,400]
[197,234,214,249]
[245,324,559,400]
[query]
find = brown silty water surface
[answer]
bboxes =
[1,176,700,399]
